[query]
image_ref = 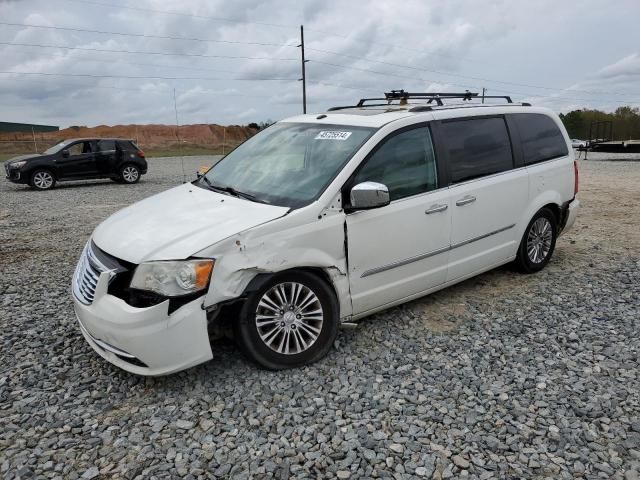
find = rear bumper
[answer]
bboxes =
[560,197,579,234]
[72,274,213,376]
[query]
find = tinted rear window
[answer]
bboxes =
[117,140,136,150]
[513,113,568,164]
[440,116,513,184]
[97,140,116,152]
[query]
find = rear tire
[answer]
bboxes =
[120,164,140,184]
[235,271,339,370]
[29,169,56,190]
[514,208,558,273]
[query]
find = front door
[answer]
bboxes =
[58,140,97,179]
[345,125,450,315]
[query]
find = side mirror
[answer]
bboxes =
[61,149,70,158]
[197,166,209,179]
[350,181,390,210]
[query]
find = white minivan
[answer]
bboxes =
[72,91,580,375]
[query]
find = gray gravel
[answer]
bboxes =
[1,157,639,479]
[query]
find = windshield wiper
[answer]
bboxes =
[199,175,214,189]
[207,181,270,204]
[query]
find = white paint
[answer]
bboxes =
[92,182,289,263]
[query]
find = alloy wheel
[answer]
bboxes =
[33,171,53,189]
[122,166,139,183]
[526,217,553,263]
[255,282,324,355]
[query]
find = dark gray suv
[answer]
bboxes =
[4,138,148,190]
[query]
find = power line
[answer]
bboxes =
[0,75,279,98]
[0,21,296,48]
[0,41,299,61]
[54,0,639,101]
[307,47,640,98]
[63,0,296,31]
[0,71,298,82]
[62,0,483,64]
[310,59,640,105]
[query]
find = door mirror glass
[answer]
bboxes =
[61,149,70,158]
[350,182,390,210]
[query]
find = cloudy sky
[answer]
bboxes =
[1,0,639,128]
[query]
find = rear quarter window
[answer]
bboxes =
[512,113,569,165]
[97,140,116,152]
[439,116,514,184]
[117,141,137,151]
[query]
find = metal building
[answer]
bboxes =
[0,122,59,133]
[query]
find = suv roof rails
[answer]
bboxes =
[327,89,524,112]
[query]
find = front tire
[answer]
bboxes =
[235,271,339,370]
[120,164,140,184]
[515,208,558,273]
[30,169,56,190]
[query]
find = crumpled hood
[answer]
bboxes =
[92,183,290,263]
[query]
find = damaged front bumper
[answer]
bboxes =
[72,270,213,376]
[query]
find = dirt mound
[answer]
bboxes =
[0,124,258,155]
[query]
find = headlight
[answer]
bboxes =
[12,160,27,169]
[130,259,214,297]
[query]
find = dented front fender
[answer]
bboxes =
[197,208,353,320]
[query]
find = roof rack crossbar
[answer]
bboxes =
[353,90,513,107]
[328,89,518,113]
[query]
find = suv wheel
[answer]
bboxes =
[120,164,140,184]
[235,271,339,369]
[515,208,558,273]
[30,170,56,190]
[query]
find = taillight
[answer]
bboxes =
[573,160,579,195]
[137,150,145,158]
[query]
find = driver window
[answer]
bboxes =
[352,126,438,201]
[68,141,92,156]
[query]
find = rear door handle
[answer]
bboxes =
[425,204,448,214]
[456,195,476,206]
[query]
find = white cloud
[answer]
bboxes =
[0,0,639,126]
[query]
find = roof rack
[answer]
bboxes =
[327,89,516,111]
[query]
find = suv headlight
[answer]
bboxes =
[12,160,27,169]
[130,259,214,297]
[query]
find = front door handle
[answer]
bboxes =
[456,195,476,206]
[425,204,448,214]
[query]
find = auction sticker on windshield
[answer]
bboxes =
[315,131,353,141]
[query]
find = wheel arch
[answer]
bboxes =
[516,190,564,241]
[244,267,341,304]
[29,166,58,180]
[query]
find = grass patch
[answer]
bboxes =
[145,147,225,158]
[0,153,25,162]
[1,148,231,162]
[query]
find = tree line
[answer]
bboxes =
[559,106,640,140]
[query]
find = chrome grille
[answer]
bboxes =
[72,242,111,305]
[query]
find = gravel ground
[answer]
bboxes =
[0,157,639,480]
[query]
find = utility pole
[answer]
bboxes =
[173,88,186,182]
[298,25,309,114]
[31,126,38,153]
[222,127,226,156]
[482,87,486,104]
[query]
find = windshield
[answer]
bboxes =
[44,140,70,154]
[200,122,375,208]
